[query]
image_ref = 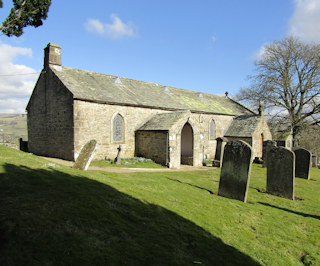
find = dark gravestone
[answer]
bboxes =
[294,148,311,179]
[267,147,295,200]
[218,140,253,202]
[73,140,97,170]
[114,145,122,165]
[262,140,276,168]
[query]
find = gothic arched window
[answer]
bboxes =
[112,113,124,142]
[209,119,215,140]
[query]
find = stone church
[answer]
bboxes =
[26,43,272,168]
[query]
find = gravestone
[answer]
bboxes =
[218,140,253,202]
[213,137,227,168]
[267,146,295,200]
[262,140,276,168]
[73,140,97,170]
[294,148,311,179]
[114,145,122,165]
[311,155,317,168]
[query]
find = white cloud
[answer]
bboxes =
[250,43,269,62]
[288,0,320,43]
[211,35,217,43]
[85,14,135,39]
[0,99,27,113]
[0,43,38,113]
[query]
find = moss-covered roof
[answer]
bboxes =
[50,65,253,116]
[138,111,188,131]
[225,115,261,137]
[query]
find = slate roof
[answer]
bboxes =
[50,65,253,116]
[225,115,261,137]
[138,111,188,131]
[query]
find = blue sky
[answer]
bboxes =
[0,0,320,113]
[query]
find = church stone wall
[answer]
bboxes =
[73,100,235,167]
[27,69,74,160]
[252,117,272,158]
[135,131,168,165]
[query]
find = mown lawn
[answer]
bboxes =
[0,145,319,265]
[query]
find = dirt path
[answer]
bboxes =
[41,156,212,173]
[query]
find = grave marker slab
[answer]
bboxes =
[73,140,97,170]
[267,147,295,200]
[218,140,253,202]
[262,140,277,168]
[294,148,311,179]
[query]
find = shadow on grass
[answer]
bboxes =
[166,177,216,195]
[0,164,259,265]
[258,202,320,220]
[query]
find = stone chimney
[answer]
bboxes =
[258,101,264,116]
[44,43,61,68]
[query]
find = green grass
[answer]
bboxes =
[1,145,320,265]
[91,157,165,168]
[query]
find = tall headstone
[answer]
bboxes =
[311,155,317,168]
[267,147,295,200]
[73,140,97,170]
[294,148,311,179]
[262,140,276,168]
[218,140,253,202]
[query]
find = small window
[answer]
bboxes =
[113,113,124,142]
[209,119,215,140]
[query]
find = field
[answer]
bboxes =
[0,145,319,265]
[0,114,28,142]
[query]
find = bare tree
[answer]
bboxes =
[237,36,320,146]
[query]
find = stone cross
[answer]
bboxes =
[73,140,97,171]
[262,140,277,168]
[218,140,253,203]
[114,145,122,165]
[294,148,311,180]
[267,146,295,200]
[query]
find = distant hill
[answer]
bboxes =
[0,114,27,142]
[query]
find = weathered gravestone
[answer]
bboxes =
[294,148,311,180]
[218,140,253,202]
[267,146,295,200]
[262,140,277,168]
[213,137,227,167]
[73,140,97,170]
[311,155,317,168]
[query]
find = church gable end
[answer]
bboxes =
[27,57,74,160]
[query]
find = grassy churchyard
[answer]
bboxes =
[0,145,319,265]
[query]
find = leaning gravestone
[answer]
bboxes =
[294,148,311,180]
[73,140,97,170]
[218,140,253,203]
[267,146,295,200]
[262,140,277,168]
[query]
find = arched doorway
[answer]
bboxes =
[181,122,194,165]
